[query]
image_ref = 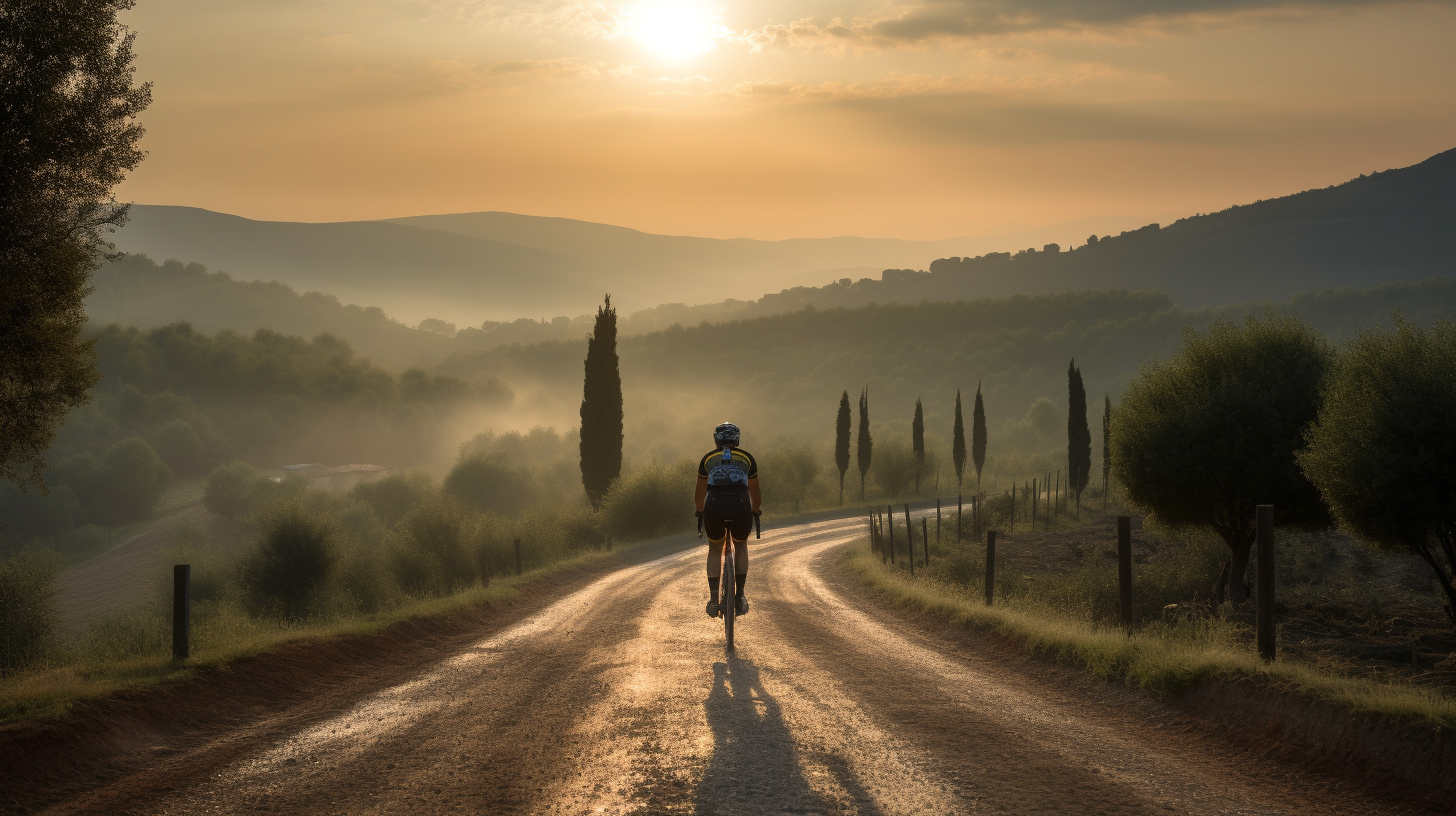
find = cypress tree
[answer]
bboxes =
[971,381,987,496]
[835,390,851,505]
[911,398,925,493]
[1067,359,1092,511]
[1102,393,1112,507]
[856,387,873,499]
[579,295,622,509]
[952,390,966,489]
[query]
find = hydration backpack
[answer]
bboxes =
[707,447,750,488]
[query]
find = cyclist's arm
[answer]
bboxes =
[748,476,761,515]
[695,475,708,512]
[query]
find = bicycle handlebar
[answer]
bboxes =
[754,512,761,540]
[696,510,703,537]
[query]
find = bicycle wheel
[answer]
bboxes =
[723,540,735,650]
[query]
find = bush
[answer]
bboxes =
[390,495,478,596]
[241,503,337,618]
[443,454,536,516]
[352,470,437,526]
[600,461,695,542]
[0,549,61,674]
[204,461,259,519]
[151,420,206,477]
[204,461,304,520]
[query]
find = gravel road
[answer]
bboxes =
[42,516,1423,815]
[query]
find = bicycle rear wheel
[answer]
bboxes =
[723,541,735,650]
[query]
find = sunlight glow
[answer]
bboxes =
[621,2,726,62]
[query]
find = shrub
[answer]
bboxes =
[150,420,206,477]
[0,549,61,674]
[352,470,436,527]
[390,495,477,596]
[241,502,337,619]
[443,454,536,516]
[600,461,695,542]
[204,461,259,519]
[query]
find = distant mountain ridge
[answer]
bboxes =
[109,205,1155,325]
[747,147,1456,311]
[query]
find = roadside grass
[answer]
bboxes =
[844,542,1456,730]
[0,542,647,724]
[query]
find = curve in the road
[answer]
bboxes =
[44,517,1418,816]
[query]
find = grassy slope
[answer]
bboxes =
[842,544,1456,730]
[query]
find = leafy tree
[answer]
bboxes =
[579,295,622,509]
[242,502,336,619]
[393,495,476,596]
[972,382,987,495]
[764,443,822,513]
[1,0,150,488]
[856,387,872,499]
[911,398,925,493]
[952,390,966,490]
[204,461,260,520]
[444,453,536,516]
[351,470,437,527]
[150,419,205,477]
[1110,315,1331,603]
[834,391,851,505]
[1067,360,1091,507]
[872,440,919,499]
[0,547,60,674]
[68,436,169,525]
[1298,318,1456,628]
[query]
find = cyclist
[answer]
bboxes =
[695,422,761,618]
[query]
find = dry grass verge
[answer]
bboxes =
[844,544,1456,730]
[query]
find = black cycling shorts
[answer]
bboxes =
[704,487,753,541]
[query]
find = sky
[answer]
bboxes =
[115,0,1456,239]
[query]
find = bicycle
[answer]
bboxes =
[698,508,760,650]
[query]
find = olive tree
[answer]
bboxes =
[1299,318,1456,628]
[1,0,150,488]
[1110,314,1331,603]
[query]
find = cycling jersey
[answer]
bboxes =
[698,447,758,489]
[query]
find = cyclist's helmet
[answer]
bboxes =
[713,423,741,448]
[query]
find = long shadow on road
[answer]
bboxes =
[694,654,887,816]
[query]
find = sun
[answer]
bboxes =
[622,2,725,62]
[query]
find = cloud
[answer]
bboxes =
[486,57,636,82]
[715,64,1120,102]
[733,0,1449,49]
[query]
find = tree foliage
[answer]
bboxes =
[1299,318,1456,627]
[1067,360,1091,497]
[872,440,919,500]
[1110,314,1332,602]
[971,382,987,492]
[1102,393,1112,496]
[242,502,337,619]
[0,0,151,488]
[764,443,822,513]
[952,389,966,490]
[579,296,622,509]
[834,390,851,505]
[911,398,925,493]
[856,387,872,499]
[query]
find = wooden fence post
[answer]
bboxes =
[957,494,963,542]
[478,549,491,588]
[904,503,915,576]
[887,505,895,565]
[514,538,522,576]
[172,564,190,661]
[921,517,929,567]
[936,499,941,547]
[985,531,997,606]
[1117,516,1133,633]
[1257,504,1276,662]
